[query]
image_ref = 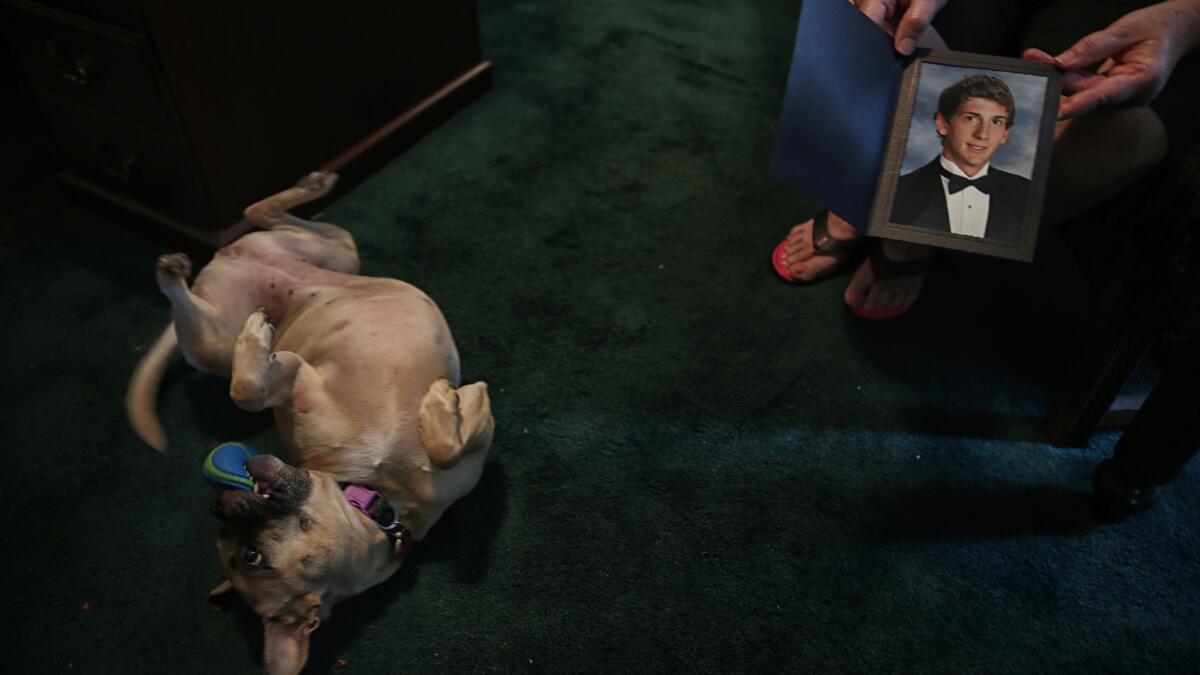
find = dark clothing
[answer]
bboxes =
[891,159,1031,243]
[932,0,1200,155]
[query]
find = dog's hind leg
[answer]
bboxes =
[418,379,494,469]
[244,171,360,274]
[156,253,233,376]
[229,308,324,412]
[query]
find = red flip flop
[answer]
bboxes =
[849,243,934,321]
[851,304,914,320]
[771,238,797,282]
[771,210,865,284]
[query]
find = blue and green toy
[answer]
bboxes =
[201,442,259,491]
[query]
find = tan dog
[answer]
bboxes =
[126,172,494,675]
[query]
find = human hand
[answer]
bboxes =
[853,0,949,55]
[1023,0,1200,119]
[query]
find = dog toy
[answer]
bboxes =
[201,442,259,491]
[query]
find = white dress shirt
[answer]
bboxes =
[939,156,990,238]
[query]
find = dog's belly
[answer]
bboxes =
[186,249,343,370]
[268,279,461,473]
[275,279,459,384]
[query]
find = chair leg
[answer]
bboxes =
[1092,336,1200,520]
[1107,336,1200,487]
[1046,323,1150,448]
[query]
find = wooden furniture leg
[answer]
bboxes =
[1046,322,1151,448]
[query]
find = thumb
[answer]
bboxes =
[1054,28,1134,70]
[856,0,890,27]
[894,0,941,55]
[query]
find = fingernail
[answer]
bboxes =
[898,37,915,55]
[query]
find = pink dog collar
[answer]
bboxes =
[343,484,412,555]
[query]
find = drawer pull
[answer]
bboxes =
[90,139,140,183]
[43,40,99,86]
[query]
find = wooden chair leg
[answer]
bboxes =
[1046,324,1150,448]
[1107,336,1200,487]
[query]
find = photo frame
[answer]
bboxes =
[867,51,1061,262]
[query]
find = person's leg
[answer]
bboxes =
[1043,108,1168,227]
[1093,338,1200,520]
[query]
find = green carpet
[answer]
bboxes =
[2,1,1198,672]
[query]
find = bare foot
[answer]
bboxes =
[844,239,930,312]
[780,211,864,282]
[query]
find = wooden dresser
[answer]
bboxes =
[1,0,491,247]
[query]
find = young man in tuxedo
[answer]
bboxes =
[890,75,1030,243]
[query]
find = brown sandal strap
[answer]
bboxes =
[810,210,867,256]
[868,242,935,280]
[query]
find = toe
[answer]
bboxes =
[843,257,874,308]
[791,260,817,282]
[789,260,808,281]
[785,223,813,260]
[793,252,842,282]
[874,286,895,310]
[864,284,886,311]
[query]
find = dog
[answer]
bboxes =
[126,171,494,675]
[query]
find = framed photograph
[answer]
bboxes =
[867,51,1061,262]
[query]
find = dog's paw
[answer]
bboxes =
[156,253,192,284]
[242,308,276,346]
[420,379,493,467]
[230,310,277,407]
[457,381,491,424]
[296,171,338,195]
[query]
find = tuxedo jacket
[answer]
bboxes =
[890,158,1031,244]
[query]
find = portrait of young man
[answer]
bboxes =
[890,73,1033,244]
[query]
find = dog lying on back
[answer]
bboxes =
[126,172,494,675]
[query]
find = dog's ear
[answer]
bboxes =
[262,595,321,675]
[207,576,235,600]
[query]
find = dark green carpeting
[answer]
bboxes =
[3,1,1199,672]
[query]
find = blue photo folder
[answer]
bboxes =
[770,0,904,231]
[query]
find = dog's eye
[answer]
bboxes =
[243,545,264,567]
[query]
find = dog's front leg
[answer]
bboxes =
[230,309,321,412]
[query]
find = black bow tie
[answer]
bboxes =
[940,168,993,195]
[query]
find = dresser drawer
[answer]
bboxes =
[2,0,175,134]
[38,91,213,225]
[35,0,142,29]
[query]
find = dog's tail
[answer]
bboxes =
[126,324,178,453]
